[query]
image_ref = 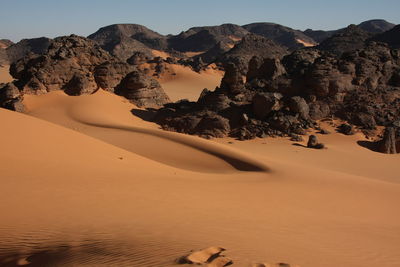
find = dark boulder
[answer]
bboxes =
[379,127,398,154]
[307,135,325,149]
[338,123,355,135]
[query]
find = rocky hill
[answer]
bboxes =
[88,24,168,60]
[303,19,395,44]
[370,24,400,49]
[168,24,249,52]
[317,25,372,56]
[243,22,316,50]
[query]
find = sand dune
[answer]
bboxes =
[159,64,223,102]
[0,89,399,267]
[23,90,267,173]
[0,65,14,83]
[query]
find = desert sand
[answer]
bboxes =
[0,80,399,266]
[0,65,14,83]
[159,64,223,102]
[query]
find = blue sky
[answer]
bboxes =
[0,0,399,42]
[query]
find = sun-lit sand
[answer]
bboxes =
[0,65,14,83]
[159,64,223,102]
[0,73,399,266]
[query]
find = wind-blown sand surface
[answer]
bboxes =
[0,65,14,83]
[0,88,399,266]
[159,64,223,102]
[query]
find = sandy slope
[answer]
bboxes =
[159,64,223,102]
[0,89,399,267]
[0,65,14,83]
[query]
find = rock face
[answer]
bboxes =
[115,70,169,108]
[243,23,316,50]
[379,127,398,154]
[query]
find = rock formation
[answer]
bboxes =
[307,135,325,149]
[379,127,398,154]
[1,34,171,110]
[115,70,170,108]
[154,30,400,140]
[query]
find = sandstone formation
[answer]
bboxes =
[1,34,171,110]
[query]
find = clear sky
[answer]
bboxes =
[0,0,399,42]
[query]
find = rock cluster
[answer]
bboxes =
[1,35,170,110]
[154,36,400,140]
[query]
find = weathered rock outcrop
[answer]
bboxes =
[0,82,25,112]
[1,35,171,110]
[115,70,170,108]
[154,33,400,140]
[379,127,398,154]
[10,35,111,94]
[219,34,288,74]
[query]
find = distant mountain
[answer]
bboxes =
[88,24,168,60]
[6,37,52,63]
[317,25,372,56]
[303,19,395,43]
[242,22,316,50]
[358,19,395,33]
[303,29,335,43]
[168,24,248,52]
[370,24,400,49]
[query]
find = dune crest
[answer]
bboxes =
[23,90,268,173]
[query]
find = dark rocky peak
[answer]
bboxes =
[317,24,372,56]
[242,22,316,50]
[370,24,400,49]
[88,24,168,50]
[6,37,52,64]
[358,19,395,34]
[168,24,248,52]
